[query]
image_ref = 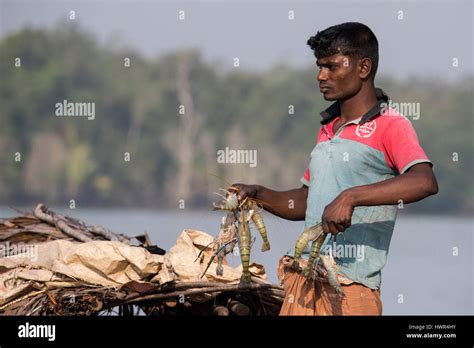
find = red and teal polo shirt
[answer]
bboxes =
[300,88,432,289]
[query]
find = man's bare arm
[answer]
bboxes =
[322,163,438,234]
[346,162,438,206]
[232,184,308,221]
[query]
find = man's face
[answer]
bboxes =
[316,53,362,101]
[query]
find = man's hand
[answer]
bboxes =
[230,183,259,201]
[321,191,354,235]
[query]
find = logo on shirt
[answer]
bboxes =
[356,120,377,138]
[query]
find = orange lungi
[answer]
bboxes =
[277,255,382,316]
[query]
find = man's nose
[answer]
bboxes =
[317,68,328,82]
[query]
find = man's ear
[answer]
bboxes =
[359,57,373,79]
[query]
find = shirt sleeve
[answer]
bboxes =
[300,128,325,186]
[301,167,310,186]
[383,116,432,174]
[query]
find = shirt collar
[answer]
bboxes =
[320,88,390,125]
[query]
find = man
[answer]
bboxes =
[232,22,438,315]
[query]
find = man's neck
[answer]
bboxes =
[339,85,378,123]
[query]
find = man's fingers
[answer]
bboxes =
[328,222,339,235]
[229,184,241,193]
[322,220,330,234]
[229,184,244,200]
[323,220,345,234]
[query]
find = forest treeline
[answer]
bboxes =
[0,25,472,214]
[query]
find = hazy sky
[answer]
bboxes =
[1,0,473,80]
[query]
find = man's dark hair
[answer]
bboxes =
[307,22,379,79]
